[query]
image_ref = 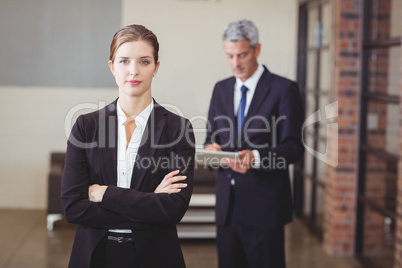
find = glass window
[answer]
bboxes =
[319,49,331,92]
[316,138,327,182]
[321,3,331,46]
[358,0,401,265]
[308,7,319,47]
[366,101,399,155]
[364,153,397,214]
[306,91,317,119]
[363,152,397,268]
[306,51,317,89]
[304,177,312,216]
[319,92,330,111]
[300,2,333,235]
[304,148,314,177]
[368,46,401,95]
[370,0,402,41]
[362,206,395,268]
[385,104,399,154]
[318,123,327,143]
[314,186,325,230]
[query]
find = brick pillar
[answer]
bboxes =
[323,0,362,256]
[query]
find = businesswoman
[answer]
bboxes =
[61,24,195,268]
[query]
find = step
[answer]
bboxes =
[189,194,215,207]
[177,224,216,239]
[181,209,215,223]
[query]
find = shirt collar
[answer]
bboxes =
[117,99,154,128]
[235,63,264,91]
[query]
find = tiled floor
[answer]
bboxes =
[0,209,363,268]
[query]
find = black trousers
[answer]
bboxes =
[91,232,139,268]
[217,188,286,268]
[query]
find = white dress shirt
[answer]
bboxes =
[234,63,265,168]
[234,63,265,115]
[109,99,154,233]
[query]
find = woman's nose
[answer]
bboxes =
[129,63,138,76]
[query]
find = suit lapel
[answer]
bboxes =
[240,67,273,145]
[99,99,118,186]
[222,78,239,148]
[131,101,167,190]
[245,66,273,120]
[221,78,236,145]
[225,78,236,120]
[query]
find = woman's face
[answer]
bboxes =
[109,40,159,99]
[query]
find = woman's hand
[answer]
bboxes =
[88,184,108,202]
[154,170,188,194]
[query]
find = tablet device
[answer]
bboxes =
[196,150,239,166]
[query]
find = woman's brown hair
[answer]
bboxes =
[109,24,159,64]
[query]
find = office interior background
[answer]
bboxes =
[0,0,401,267]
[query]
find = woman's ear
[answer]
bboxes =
[154,61,160,76]
[108,60,115,77]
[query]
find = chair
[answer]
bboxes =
[47,152,66,231]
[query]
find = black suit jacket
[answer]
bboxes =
[61,99,195,268]
[205,66,304,230]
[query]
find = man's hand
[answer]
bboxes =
[88,184,108,202]
[204,143,222,151]
[223,150,255,174]
[154,170,188,194]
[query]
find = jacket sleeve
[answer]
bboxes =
[100,119,196,225]
[256,82,305,172]
[61,115,139,229]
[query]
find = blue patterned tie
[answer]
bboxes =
[237,85,248,134]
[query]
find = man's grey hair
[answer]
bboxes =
[222,19,259,48]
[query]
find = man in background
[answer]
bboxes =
[204,19,304,268]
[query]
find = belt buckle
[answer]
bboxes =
[117,237,124,243]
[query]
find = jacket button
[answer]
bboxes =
[231,179,235,185]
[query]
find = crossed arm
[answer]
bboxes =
[88,170,188,202]
[61,115,195,229]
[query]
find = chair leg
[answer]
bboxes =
[47,214,64,231]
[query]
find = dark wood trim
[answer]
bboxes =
[358,196,398,220]
[363,37,401,49]
[355,0,371,256]
[295,1,309,218]
[362,93,399,104]
[360,145,399,163]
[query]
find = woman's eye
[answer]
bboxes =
[120,60,129,64]
[140,60,149,65]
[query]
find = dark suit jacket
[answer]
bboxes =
[205,66,304,230]
[61,99,195,268]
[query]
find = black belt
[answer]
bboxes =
[107,235,134,243]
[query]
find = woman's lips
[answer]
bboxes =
[127,80,141,86]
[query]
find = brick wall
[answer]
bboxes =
[323,0,402,266]
[323,0,362,257]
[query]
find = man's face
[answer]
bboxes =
[223,40,260,82]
